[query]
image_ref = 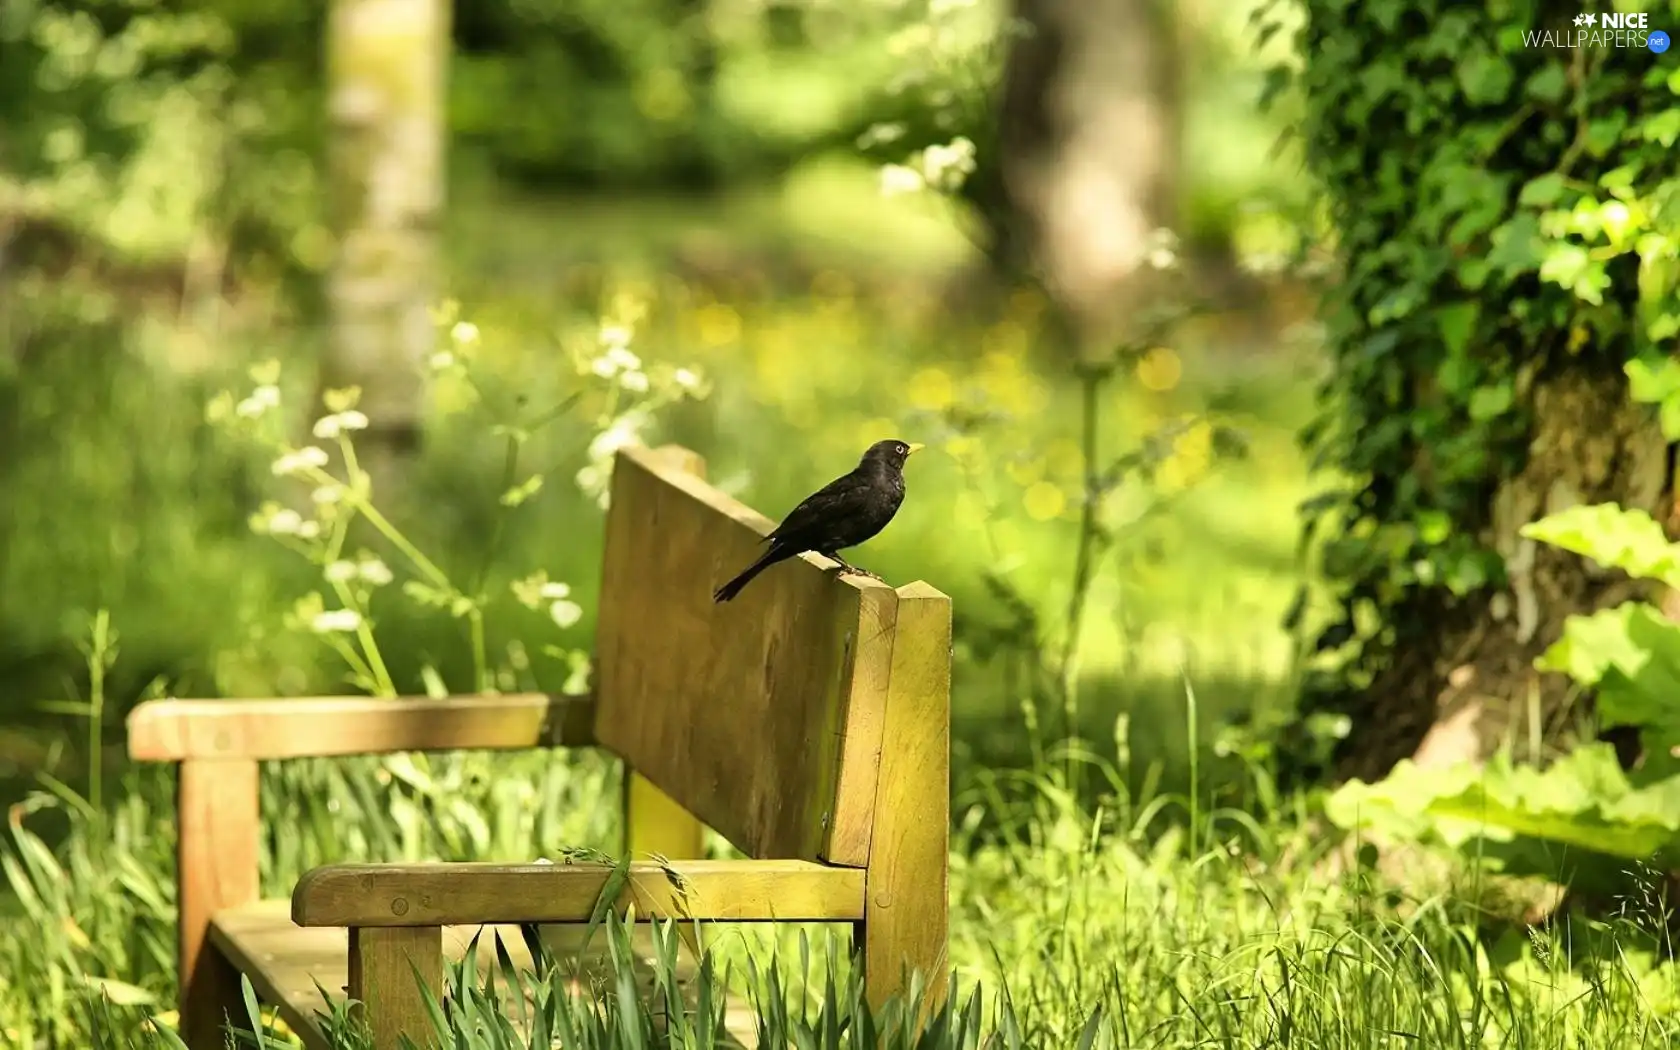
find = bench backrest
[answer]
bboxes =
[593,445,899,866]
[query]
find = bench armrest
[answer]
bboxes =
[127,693,596,761]
[291,859,867,927]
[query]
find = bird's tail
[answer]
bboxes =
[713,546,778,603]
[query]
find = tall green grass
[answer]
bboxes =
[10,664,1680,1048]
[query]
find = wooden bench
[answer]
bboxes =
[127,444,952,1049]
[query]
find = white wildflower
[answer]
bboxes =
[550,600,583,629]
[575,464,604,497]
[880,163,924,197]
[324,560,358,583]
[599,323,632,350]
[429,350,456,372]
[266,509,304,536]
[1145,227,1180,271]
[619,370,649,394]
[310,608,364,633]
[311,484,343,505]
[539,581,571,600]
[236,384,281,418]
[357,557,393,586]
[272,446,330,476]
[920,137,977,192]
[673,367,700,391]
[855,122,906,150]
[312,411,369,439]
[586,412,646,464]
[450,321,480,345]
[590,356,617,379]
[297,521,321,540]
[605,345,641,373]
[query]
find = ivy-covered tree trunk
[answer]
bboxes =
[322,0,448,498]
[1278,0,1680,783]
[1335,369,1673,783]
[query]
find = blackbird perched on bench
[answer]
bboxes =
[713,439,924,602]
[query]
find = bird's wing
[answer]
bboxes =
[767,470,869,546]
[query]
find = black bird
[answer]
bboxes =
[713,439,924,603]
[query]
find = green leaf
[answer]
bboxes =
[1416,510,1451,545]
[1456,49,1513,104]
[1626,356,1680,405]
[1525,64,1568,103]
[1326,746,1680,866]
[1436,302,1480,357]
[1518,173,1566,207]
[1521,502,1680,586]
[1641,109,1680,148]
[1467,382,1513,420]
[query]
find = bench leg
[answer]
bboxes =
[180,943,248,1049]
[860,583,951,1019]
[177,758,260,1049]
[349,926,443,1049]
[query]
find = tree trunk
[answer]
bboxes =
[988,0,1180,353]
[322,0,448,501]
[1335,366,1675,784]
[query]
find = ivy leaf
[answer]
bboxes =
[1625,356,1680,406]
[1521,503,1680,587]
[1487,213,1543,275]
[1456,49,1513,105]
[1518,173,1567,208]
[1435,302,1480,357]
[1525,64,1568,103]
[1467,382,1513,420]
[1641,109,1680,148]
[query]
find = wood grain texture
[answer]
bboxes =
[211,900,758,1048]
[593,444,899,863]
[291,859,867,927]
[127,693,595,761]
[348,926,441,1050]
[178,759,261,1050]
[862,582,952,1014]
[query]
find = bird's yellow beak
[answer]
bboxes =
[906,442,925,456]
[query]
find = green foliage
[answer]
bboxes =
[1265,0,1680,715]
[1327,498,1680,889]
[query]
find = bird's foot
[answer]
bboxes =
[832,560,884,582]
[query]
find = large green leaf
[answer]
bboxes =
[1520,503,1680,587]
[1327,746,1680,884]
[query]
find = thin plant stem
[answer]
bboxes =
[1057,366,1107,789]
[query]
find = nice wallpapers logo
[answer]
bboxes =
[1522,11,1671,52]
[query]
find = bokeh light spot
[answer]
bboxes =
[1137,347,1181,392]
[1023,481,1066,521]
[697,304,741,346]
[908,367,956,410]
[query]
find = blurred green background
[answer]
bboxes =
[0,0,1318,807]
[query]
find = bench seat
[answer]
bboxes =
[210,901,758,1047]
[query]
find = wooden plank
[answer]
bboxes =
[178,759,261,1050]
[593,444,899,863]
[626,772,706,860]
[862,582,952,1015]
[128,693,595,761]
[350,926,441,1050]
[623,447,710,864]
[291,859,866,927]
[211,904,337,1050]
[211,900,759,1047]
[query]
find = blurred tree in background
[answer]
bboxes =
[0,0,1303,773]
